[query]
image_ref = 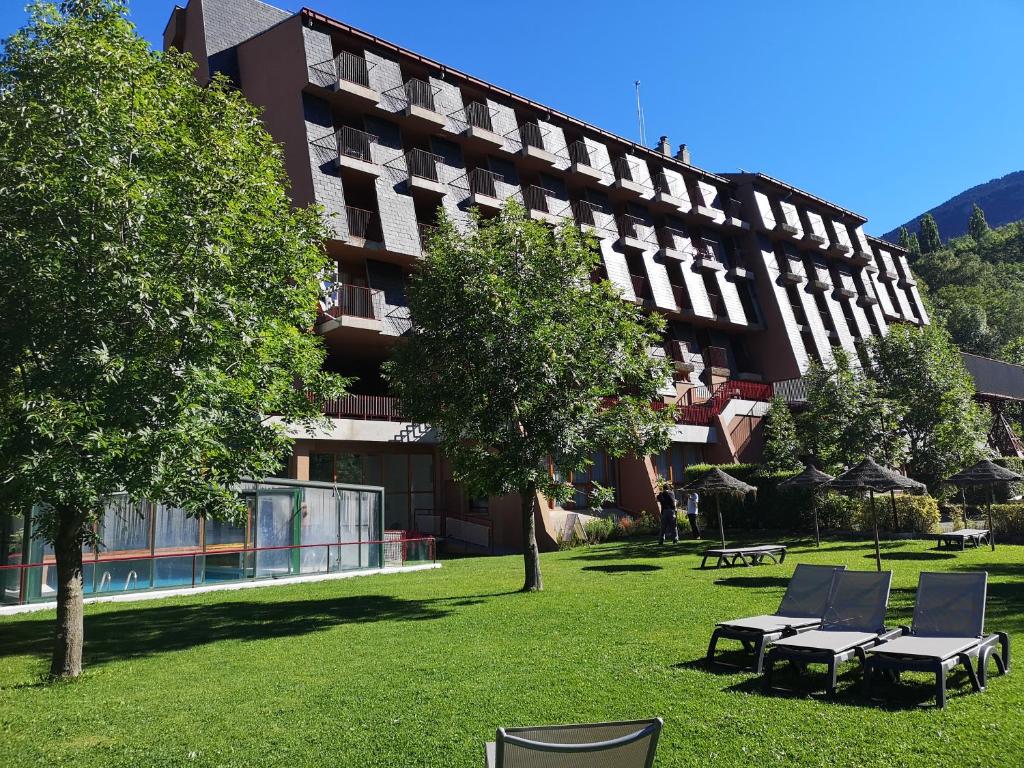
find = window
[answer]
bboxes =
[653,445,703,487]
[552,451,618,509]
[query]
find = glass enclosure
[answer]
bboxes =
[3,478,400,605]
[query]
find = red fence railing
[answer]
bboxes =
[676,378,773,426]
[318,394,403,421]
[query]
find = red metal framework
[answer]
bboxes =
[318,394,403,421]
[676,379,773,426]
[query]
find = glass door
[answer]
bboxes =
[253,490,298,578]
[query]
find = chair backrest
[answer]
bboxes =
[820,570,892,634]
[495,719,662,768]
[911,571,987,638]
[776,564,846,618]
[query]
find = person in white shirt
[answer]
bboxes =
[685,491,701,539]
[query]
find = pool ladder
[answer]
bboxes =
[97,570,139,592]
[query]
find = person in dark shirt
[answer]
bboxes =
[656,480,679,544]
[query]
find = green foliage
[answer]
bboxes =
[385,202,673,503]
[919,213,943,254]
[760,397,802,474]
[583,516,615,544]
[968,203,990,242]
[866,323,986,487]
[991,503,1024,541]
[0,1,345,534]
[854,494,941,535]
[587,482,616,514]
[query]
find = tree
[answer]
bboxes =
[0,1,346,678]
[919,213,943,254]
[897,226,912,251]
[760,396,802,474]
[385,203,673,591]
[945,300,994,354]
[968,203,989,242]
[907,231,921,259]
[866,323,986,487]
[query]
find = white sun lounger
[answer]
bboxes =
[484,719,662,768]
[701,544,787,569]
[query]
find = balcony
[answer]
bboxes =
[670,284,691,314]
[667,339,697,375]
[692,238,725,272]
[404,149,447,196]
[330,51,378,104]
[789,302,809,331]
[611,157,652,199]
[522,185,570,225]
[702,345,729,371]
[723,198,750,231]
[779,262,805,285]
[567,141,605,182]
[851,248,873,266]
[650,173,688,212]
[401,78,447,128]
[630,274,652,305]
[317,283,383,335]
[657,226,694,261]
[319,393,404,421]
[460,102,504,149]
[517,123,559,167]
[857,294,879,307]
[828,240,854,257]
[335,126,379,177]
[803,231,828,249]
[616,214,657,251]
[572,200,613,237]
[467,168,513,211]
[772,221,800,239]
[689,202,725,226]
[705,293,726,320]
[344,206,383,245]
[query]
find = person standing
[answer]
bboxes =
[686,490,701,539]
[656,481,679,544]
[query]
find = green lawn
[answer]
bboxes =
[1,538,1021,767]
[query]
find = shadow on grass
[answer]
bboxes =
[568,542,704,562]
[673,652,758,675]
[0,593,453,671]
[581,563,662,574]
[864,551,957,561]
[711,576,790,589]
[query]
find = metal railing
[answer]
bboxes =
[567,140,592,166]
[335,50,371,88]
[630,274,650,302]
[418,223,436,251]
[319,394,403,420]
[468,168,501,198]
[670,284,691,312]
[572,199,607,228]
[463,101,493,131]
[694,237,720,261]
[676,378,773,426]
[726,197,744,219]
[522,185,550,213]
[613,157,638,183]
[518,122,546,150]
[703,345,729,369]
[404,78,436,111]
[667,339,696,365]
[658,226,689,252]
[0,538,436,606]
[706,292,726,318]
[345,206,382,242]
[405,148,443,182]
[617,214,656,245]
[337,125,377,163]
[322,284,377,320]
[790,302,809,326]
[652,172,677,197]
[771,377,808,403]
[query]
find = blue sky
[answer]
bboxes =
[3,0,1022,235]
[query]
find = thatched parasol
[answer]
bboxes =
[685,468,757,548]
[778,463,835,547]
[829,458,926,571]
[946,459,1023,551]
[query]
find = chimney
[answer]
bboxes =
[676,143,691,164]
[656,135,671,155]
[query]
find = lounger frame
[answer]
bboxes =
[485,719,662,768]
[700,545,787,569]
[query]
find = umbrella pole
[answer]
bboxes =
[989,485,996,552]
[889,489,898,531]
[813,491,821,548]
[717,495,725,549]
[871,489,881,572]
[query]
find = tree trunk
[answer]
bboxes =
[521,482,543,592]
[50,507,85,679]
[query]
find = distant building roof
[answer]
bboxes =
[962,352,1024,401]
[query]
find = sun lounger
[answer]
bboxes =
[484,719,662,768]
[763,570,897,694]
[700,544,787,569]
[934,528,990,550]
[864,572,1011,708]
[706,564,845,672]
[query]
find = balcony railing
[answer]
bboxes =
[319,394,404,421]
[404,78,436,111]
[335,50,370,88]
[613,157,640,183]
[617,214,656,245]
[658,226,690,253]
[406,148,442,181]
[771,377,808,404]
[345,206,382,242]
[337,125,377,163]
[463,101,493,131]
[572,199,607,229]
[567,140,592,167]
[694,237,720,261]
[518,122,546,150]
[670,284,690,312]
[630,274,651,302]
[706,292,726,318]
[726,197,744,220]
[790,302,809,326]
[468,168,502,198]
[676,378,773,425]
[322,283,377,320]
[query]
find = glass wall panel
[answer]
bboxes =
[205,517,246,548]
[254,492,295,578]
[362,491,381,568]
[94,557,152,593]
[1,514,25,604]
[300,487,339,573]
[99,498,151,554]
[336,454,364,484]
[309,453,335,483]
[153,504,200,553]
[337,490,363,570]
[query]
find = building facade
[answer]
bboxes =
[163,0,929,553]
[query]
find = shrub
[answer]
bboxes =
[814,492,863,530]
[991,503,1024,540]
[583,517,614,544]
[855,494,941,534]
[631,511,659,536]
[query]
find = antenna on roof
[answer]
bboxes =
[634,80,646,148]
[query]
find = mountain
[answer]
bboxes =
[883,170,1024,242]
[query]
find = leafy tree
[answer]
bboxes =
[385,203,673,591]
[968,203,990,242]
[760,396,802,474]
[0,1,345,678]
[919,213,943,254]
[907,231,921,258]
[866,324,986,487]
[944,300,994,354]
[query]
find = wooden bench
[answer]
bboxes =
[934,528,989,550]
[700,544,787,569]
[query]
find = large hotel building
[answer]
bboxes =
[163,0,930,553]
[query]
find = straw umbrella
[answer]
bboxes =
[685,468,757,548]
[946,459,1022,551]
[778,463,835,547]
[828,458,926,571]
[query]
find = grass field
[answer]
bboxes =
[0,537,1021,767]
